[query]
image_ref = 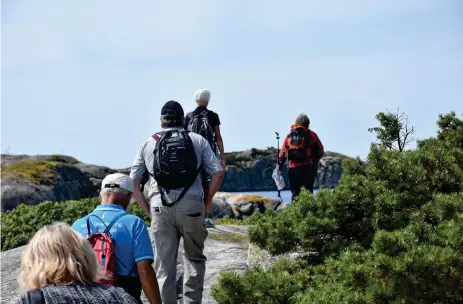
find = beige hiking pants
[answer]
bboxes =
[149,191,208,304]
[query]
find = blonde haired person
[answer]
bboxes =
[12,222,138,304]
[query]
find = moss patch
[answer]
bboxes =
[208,231,249,245]
[1,160,58,185]
[47,155,79,164]
[213,217,249,225]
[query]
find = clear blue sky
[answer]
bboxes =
[1,0,462,168]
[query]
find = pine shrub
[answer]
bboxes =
[212,111,463,303]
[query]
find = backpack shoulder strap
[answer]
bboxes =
[26,289,45,304]
[86,214,106,236]
[103,213,127,235]
[152,131,166,141]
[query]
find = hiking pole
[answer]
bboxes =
[274,132,283,211]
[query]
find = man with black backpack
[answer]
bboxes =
[278,113,324,201]
[130,100,224,304]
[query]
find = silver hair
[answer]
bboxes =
[195,88,211,105]
[100,187,130,196]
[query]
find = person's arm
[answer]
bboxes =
[214,125,226,169]
[133,180,150,218]
[205,171,224,217]
[311,131,324,160]
[200,136,224,217]
[130,142,151,218]
[137,260,161,304]
[133,220,161,304]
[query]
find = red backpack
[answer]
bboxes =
[287,126,311,162]
[86,213,126,285]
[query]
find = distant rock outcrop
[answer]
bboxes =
[221,148,349,192]
[1,148,350,212]
[1,155,97,212]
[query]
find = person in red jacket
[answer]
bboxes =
[278,114,324,201]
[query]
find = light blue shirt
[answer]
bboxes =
[72,204,154,277]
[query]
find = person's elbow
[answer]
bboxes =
[138,259,153,273]
[212,170,224,181]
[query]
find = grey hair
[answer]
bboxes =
[100,187,130,196]
[195,88,211,105]
[295,113,310,127]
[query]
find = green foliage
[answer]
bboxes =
[1,160,58,185]
[368,109,415,152]
[127,202,151,227]
[1,198,150,251]
[213,212,264,225]
[208,232,249,244]
[211,258,311,304]
[213,216,251,225]
[213,111,463,303]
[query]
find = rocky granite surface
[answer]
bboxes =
[1,148,349,212]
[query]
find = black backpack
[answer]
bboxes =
[286,127,311,163]
[150,129,200,206]
[187,110,217,153]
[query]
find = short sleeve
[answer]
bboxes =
[132,218,154,263]
[129,142,148,180]
[210,112,220,127]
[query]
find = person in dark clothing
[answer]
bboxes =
[184,88,225,169]
[278,114,324,201]
[185,88,226,202]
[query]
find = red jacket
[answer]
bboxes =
[278,125,324,169]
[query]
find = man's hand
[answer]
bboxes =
[132,179,151,218]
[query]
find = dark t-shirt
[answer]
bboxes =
[184,106,221,133]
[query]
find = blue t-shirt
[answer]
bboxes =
[72,204,154,277]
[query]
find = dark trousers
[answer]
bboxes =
[288,164,315,201]
[118,276,142,304]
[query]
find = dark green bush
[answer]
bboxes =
[212,111,463,303]
[1,198,150,251]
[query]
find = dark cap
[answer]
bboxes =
[161,100,184,118]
